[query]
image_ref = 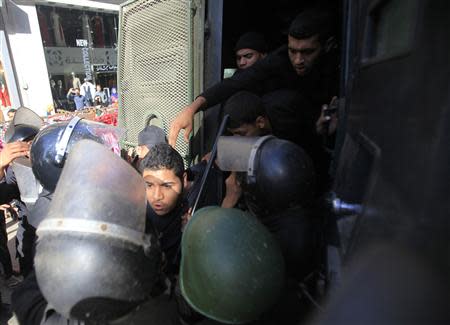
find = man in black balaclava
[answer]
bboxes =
[234,32,268,71]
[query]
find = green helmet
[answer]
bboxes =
[180,206,285,324]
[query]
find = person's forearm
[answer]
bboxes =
[190,96,207,113]
[221,195,239,208]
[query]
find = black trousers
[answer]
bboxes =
[0,209,13,278]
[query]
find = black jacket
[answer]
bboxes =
[202,46,339,193]
[145,201,187,276]
[201,45,338,115]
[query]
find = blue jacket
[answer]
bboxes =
[67,94,88,110]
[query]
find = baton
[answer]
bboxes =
[172,115,229,266]
[191,114,229,215]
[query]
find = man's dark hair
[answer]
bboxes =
[7,108,17,114]
[139,143,184,180]
[224,91,267,129]
[288,8,334,43]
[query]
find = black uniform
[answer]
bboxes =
[15,189,54,278]
[12,201,188,325]
[202,46,339,192]
[255,205,322,325]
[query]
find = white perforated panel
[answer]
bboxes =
[118,0,200,161]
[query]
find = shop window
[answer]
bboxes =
[363,0,419,63]
[37,5,119,49]
[37,5,119,110]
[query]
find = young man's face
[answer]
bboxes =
[143,168,183,216]
[235,49,265,70]
[288,34,322,76]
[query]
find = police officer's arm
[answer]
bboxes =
[0,142,29,180]
[169,52,279,147]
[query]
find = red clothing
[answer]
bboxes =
[0,84,11,107]
[91,16,105,48]
[38,10,53,46]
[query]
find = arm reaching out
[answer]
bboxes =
[168,96,207,147]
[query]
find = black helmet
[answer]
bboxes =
[4,106,43,143]
[35,140,162,322]
[30,117,121,191]
[217,136,315,217]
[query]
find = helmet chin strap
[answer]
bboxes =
[246,135,274,184]
[54,116,82,166]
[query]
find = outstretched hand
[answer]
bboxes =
[168,106,195,147]
[168,97,206,147]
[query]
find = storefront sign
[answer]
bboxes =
[76,39,88,47]
[93,65,117,73]
[81,47,92,80]
[45,47,117,75]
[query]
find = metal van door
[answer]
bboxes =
[118,0,205,164]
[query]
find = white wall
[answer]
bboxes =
[4,0,53,116]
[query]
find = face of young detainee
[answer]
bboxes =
[235,48,265,70]
[143,168,183,216]
[288,34,322,76]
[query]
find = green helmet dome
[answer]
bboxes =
[180,206,285,324]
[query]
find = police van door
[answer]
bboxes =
[118,0,205,164]
[330,0,449,311]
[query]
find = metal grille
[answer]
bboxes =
[118,0,196,161]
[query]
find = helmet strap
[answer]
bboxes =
[54,116,83,166]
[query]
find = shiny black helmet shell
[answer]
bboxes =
[30,120,110,191]
[245,138,316,216]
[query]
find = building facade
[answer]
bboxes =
[0,0,120,117]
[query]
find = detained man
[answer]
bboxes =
[169,9,339,194]
[140,143,208,325]
[234,32,268,71]
[140,143,188,277]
